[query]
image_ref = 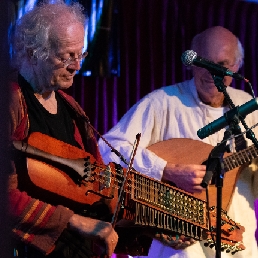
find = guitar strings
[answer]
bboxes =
[88,163,244,252]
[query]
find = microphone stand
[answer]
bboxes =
[201,128,232,258]
[201,75,258,258]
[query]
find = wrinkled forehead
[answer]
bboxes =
[50,22,85,51]
[196,30,238,61]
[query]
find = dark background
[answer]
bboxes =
[8,0,258,135]
[70,0,258,136]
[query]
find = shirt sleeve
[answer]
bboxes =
[98,94,167,180]
[9,82,74,255]
[9,189,74,255]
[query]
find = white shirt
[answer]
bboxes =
[99,79,258,258]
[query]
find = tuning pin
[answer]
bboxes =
[228,226,235,232]
[230,245,241,255]
[221,244,231,253]
[209,243,215,249]
[204,238,213,247]
[222,244,231,253]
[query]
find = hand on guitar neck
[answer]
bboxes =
[68,214,118,257]
[162,162,207,193]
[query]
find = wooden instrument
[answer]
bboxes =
[13,133,246,256]
[147,138,257,210]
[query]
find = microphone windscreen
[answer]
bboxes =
[181,50,197,66]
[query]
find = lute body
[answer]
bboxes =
[147,138,246,211]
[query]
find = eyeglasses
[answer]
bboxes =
[56,51,88,68]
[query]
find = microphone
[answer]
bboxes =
[181,50,245,80]
[197,97,258,139]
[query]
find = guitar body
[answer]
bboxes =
[147,138,241,211]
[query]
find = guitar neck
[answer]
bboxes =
[223,144,258,172]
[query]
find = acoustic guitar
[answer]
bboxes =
[13,132,246,256]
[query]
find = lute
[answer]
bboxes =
[147,138,258,210]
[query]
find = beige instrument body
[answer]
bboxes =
[147,138,243,211]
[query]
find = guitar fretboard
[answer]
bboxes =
[224,144,258,171]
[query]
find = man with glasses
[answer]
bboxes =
[9,1,118,257]
[99,26,258,258]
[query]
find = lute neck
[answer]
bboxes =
[223,144,258,172]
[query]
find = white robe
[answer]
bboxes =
[99,79,258,258]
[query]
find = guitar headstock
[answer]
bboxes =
[205,206,245,254]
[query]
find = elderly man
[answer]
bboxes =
[9,1,118,257]
[99,26,258,258]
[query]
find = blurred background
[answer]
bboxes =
[8,0,258,135]
[2,1,258,256]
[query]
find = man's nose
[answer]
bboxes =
[66,60,81,70]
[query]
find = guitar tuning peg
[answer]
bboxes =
[204,239,215,249]
[209,243,215,249]
[228,226,235,232]
[224,244,231,253]
[221,243,231,252]
[230,244,242,255]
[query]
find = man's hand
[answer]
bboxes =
[68,214,118,257]
[162,162,207,193]
[155,233,196,249]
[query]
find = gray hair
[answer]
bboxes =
[12,0,86,69]
[236,39,245,68]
